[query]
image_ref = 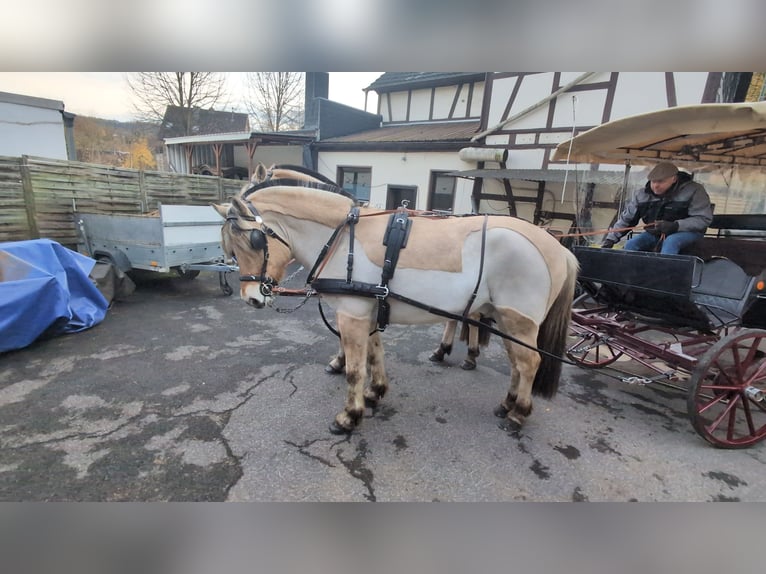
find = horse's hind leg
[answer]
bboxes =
[363,331,388,408]
[493,309,540,430]
[429,320,457,362]
[330,313,372,434]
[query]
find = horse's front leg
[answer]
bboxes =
[329,313,372,435]
[363,331,388,408]
[326,343,345,374]
[459,315,483,370]
[429,320,457,362]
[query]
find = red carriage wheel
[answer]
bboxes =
[566,331,624,368]
[687,328,766,448]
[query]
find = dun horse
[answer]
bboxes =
[254,164,488,372]
[215,172,578,435]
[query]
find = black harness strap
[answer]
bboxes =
[462,214,488,318]
[381,207,412,285]
[305,207,360,284]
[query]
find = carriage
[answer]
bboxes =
[554,102,766,448]
[218,103,766,447]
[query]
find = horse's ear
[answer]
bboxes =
[231,196,251,217]
[212,203,230,218]
[253,163,268,183]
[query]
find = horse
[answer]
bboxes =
[215,175,579,435]
[253,163,489,373]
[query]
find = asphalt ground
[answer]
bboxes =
[2,267,766,501]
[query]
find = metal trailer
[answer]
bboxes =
[551,102,766,449]
[75,204,237,295]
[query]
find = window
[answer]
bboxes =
[338,167,371,203]
[429,172,456,212]
[386,186,417,210]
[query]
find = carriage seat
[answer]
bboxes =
[682,214,766,276]
[690,257,756,327]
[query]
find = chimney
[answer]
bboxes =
[303,72,329,129]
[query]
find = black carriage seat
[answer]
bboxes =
[573,246,756,330]
[690,257,756,327]
[682,214,766,276]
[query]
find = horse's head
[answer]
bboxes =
[213,197,291,309]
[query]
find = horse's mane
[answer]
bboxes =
[239,184,355,228]
[269,164,339,186]
[242,170,357,203]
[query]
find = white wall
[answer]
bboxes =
[0,101,68,160]
[318,150,474,213]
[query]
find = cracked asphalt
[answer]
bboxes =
[2,268,766,501]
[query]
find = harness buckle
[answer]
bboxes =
[375,284,389,299]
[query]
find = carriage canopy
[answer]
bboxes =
[553,102,766,169]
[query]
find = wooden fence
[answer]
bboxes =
[0,155,245,247]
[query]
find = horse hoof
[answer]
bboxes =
[325,364,343,374]
[497,417,522,432]
[428,352,444,363]
[364,396,379,409]
[460,360,476,371]
[493,404,510,418]
[329,421,353,435]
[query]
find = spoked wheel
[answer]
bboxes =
[687,328,766,448]
[567,331,624,368]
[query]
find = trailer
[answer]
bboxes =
[75,204,237,295]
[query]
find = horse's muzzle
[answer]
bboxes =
[247,297,265,309]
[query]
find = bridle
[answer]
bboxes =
[227,202,290,297]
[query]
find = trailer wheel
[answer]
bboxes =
[175,267,200,280]
[687,328,766,448]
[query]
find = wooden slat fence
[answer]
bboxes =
[0,155,245,246]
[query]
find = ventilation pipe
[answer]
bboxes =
[458,147,508,163]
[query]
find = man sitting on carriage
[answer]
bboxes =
[600,161,714,255]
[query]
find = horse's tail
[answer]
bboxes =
[459,316,493,347]
[532,249,579,398]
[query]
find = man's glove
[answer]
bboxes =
[601,238,616,249]
[654,220,679,235]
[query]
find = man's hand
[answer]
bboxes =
[654,220,679,235]
[601,238,616,249]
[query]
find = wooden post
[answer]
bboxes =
[20,155,40,239]
[139,168,147,212]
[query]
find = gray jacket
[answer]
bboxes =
[605,172,713,243]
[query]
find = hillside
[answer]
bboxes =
[73,115,162,169]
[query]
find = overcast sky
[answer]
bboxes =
[0,72,382,122]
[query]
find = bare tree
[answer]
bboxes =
[127,72,228,135]
[245,73,304,131]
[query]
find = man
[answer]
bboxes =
[601,161,713,255]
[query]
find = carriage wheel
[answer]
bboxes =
[566,331,624,368]
[687,328,766,448]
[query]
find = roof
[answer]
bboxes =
[365,73,486,93]
[164,130,313,146]
[319,120,480,144]
[159,105,250,138]
[0,90,65,112]
[552,102,766,169]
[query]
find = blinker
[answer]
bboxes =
[250,229,267,250]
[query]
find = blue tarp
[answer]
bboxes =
[0,239,109,353]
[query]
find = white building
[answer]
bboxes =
[0,91,75,160]
[314,73,738,233]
